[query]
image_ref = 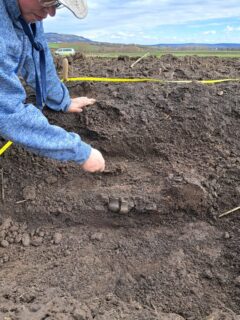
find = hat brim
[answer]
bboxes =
[59,0,88,19]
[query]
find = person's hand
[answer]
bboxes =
[67,97,96,113]
[82,148,105,173]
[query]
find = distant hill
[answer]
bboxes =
[45,33,240,50]
[45,32,92,43]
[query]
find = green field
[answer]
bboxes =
[48,42,240,58]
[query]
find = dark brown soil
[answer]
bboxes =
[0,55,240,320]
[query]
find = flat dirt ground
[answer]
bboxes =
[0,54,240,320]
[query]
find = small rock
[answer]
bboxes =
[168,173,174,179]
[217,91,224,96]
[235,276,240,287]
[30,230,36,237]
[7,237,14,244]
[53,232,62,244]
[22,223,28,231]
[0,230,6,238]
[2,254,9,263]
[12,231,18,238]
[134,302,142,310]
[224,232,230,239]
[35,227,41,234]
[64,250,71,257]
[19,293,36,303]
[108,198,120,213]
[9,225,19,232]
[14,235,22,244]
[73,308,89,320]
[105,293,113,301]
[31,237,43,247]
[119,199,129,214]
[22,186,36,200]
[202,269,213,279]
[22,233,31,247]
[145,202,158,212]
[45,175,58,184]
[91,233,103,241]
[99,193,109,203]
[2,218,12,230]
[1,240,9,248]
[29,304,41,312]
[94,205,105,212]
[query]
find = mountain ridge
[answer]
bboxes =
[46,32,92,43]
[45,33,240,49]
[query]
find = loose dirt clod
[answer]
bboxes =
[53,232,63,244]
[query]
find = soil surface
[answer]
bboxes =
[0,54,240,320]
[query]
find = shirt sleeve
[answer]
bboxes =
[0,36,91,164]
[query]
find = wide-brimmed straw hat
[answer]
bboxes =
[59,0,88,19]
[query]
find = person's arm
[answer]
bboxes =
[0,37,91,164]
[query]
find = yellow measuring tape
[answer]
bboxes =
[1,76,239,156]
[0,141,13,156]
[64,76,240,84]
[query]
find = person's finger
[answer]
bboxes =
[84,98,96,106]
[67,98,96,113]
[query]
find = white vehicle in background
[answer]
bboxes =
[55,48,76,57]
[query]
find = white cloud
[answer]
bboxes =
[225,25,240,32]
[203,30,217,35]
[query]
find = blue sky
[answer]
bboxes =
[44,0,240,44]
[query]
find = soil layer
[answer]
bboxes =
[0,55,240,320]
